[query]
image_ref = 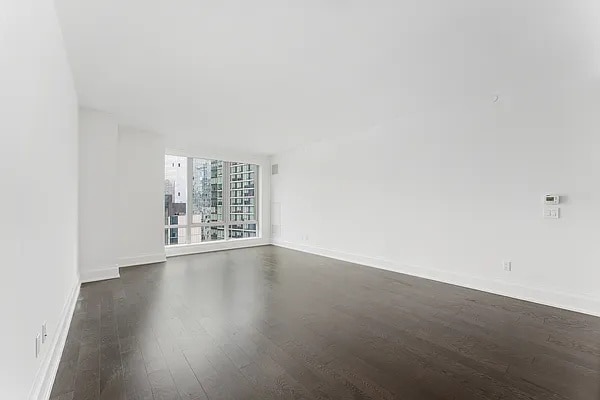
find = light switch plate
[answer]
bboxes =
[544,206,560,219]
[42,322,47,344]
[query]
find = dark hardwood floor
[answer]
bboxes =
[50,245,600,400]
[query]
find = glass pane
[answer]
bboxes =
[229,162,257,222]
[165,155,188,246]
[165,155,187,224]
[228,223,257,239]
[192,159,223,223]
[191,226,225,243]
[164,227,188,245]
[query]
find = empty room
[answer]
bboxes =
[2,0,600,399]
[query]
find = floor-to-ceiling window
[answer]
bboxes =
[164,155,259,246]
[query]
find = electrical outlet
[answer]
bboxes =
[42,322,47,344]
[35,334,41,358]
[503,261,512,272]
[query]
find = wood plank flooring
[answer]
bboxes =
[50,245,600,399]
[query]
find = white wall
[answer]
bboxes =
[79,113,167,274]
[78,108,119,282]
[271,89,600,316]
[117,126,166,266]
[0,0,79,398]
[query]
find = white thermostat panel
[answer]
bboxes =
[544,194,560,205]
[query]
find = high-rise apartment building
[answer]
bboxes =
[228,162,257,238]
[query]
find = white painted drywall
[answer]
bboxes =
[117,126,166,266]
[78,108,119,281]
[271,89,600,316]
[0,0,79,397]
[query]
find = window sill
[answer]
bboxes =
[165,237,269,258]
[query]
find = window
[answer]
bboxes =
[192,159,223,224]
[164,155,187,245]
[228,223,257,239]
[164,155,259,245]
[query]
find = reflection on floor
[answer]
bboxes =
[50,245,600,400]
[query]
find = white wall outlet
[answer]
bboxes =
[503,261,512,271]
[42,322,47,344]
[35,334,41,358]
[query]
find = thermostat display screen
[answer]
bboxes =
[544,194,560,205]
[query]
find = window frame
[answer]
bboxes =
[165,156,259,246]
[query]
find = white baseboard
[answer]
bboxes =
[118,253,166,268]
[28,278,80,400]
[272,240,600,318]
[166,238,270,258]
[80,265,120,283]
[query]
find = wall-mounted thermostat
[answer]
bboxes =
[544,194,560,205]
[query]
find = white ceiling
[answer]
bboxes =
[55,0,600,155]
